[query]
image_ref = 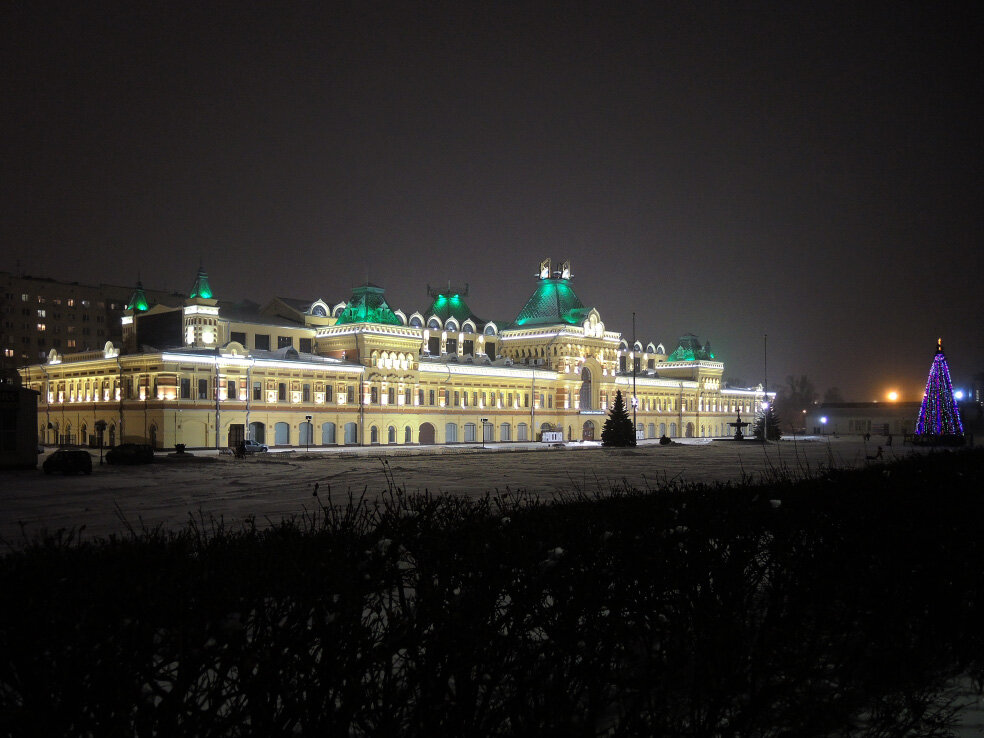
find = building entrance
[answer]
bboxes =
[228,424,245,448]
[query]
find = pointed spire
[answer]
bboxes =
[126,278,149,312]
[189,266,213,299]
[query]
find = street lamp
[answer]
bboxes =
[481,417,488,449]
[820,416,827,436]
[304,415,312,453]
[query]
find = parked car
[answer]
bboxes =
[105,443,155,465]
[241,439,268,453]
[43,448,93,475]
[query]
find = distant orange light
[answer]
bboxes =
[887,390,899,402]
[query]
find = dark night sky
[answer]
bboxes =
[3,2,981,400]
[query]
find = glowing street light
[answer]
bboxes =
[954,389,965,400]
[820,416,827,436]
[886,390,899,402]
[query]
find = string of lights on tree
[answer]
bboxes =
[914,338,964,437]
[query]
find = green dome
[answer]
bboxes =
[334,284,403,326]
[667,334,716,361]
[424,286,484,327]
[513,277,590,328]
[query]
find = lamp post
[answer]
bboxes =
[94,419,106,465]
[305,415,312,453]
[820,416,827,436]
[632,312,637,434]
[481,417,488,449]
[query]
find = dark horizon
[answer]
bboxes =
[4,2,981,401]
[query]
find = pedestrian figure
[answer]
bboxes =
[864,432,870,442]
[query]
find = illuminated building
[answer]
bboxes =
[18,260,771,448]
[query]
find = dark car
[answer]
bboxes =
[105,443,155,465]
[42,448,93,475]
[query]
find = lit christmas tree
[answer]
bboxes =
[914,338,964,443]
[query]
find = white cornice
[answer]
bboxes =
[419,362,558,380]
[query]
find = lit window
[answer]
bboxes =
[36,323,45,331]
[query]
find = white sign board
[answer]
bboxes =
[636,430,646,440]
[541,431,564,443]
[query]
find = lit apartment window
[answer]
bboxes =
[67,339,76,348]
[37,309,45,318]
[3,349,13,357]
[36,323,45,331]
[81,300,90,307]
[67,299,74,307]
[21,294,29,302]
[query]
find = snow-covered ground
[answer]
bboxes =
[1,436,924,543]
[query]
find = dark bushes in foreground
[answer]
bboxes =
[2,450,984,736]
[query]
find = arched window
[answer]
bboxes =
[463,423,476,442]
[344,422,358,444]
[404,426,412,443]
[388,426,396,443]
[312,304,327,317]
[446,319,458,332]
[428,318,441,330]
[500,423,511,441]
[410,316,423,328]
[579,367,592,410]
[370,426,379,444]
[275,422,290,446]
[322,422,336,445]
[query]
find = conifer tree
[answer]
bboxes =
[754,404,782,441]
[602,389,636,446]
[915,339,964,441]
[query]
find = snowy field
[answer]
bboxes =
[2,436,924,543]
[4,438,983,734]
